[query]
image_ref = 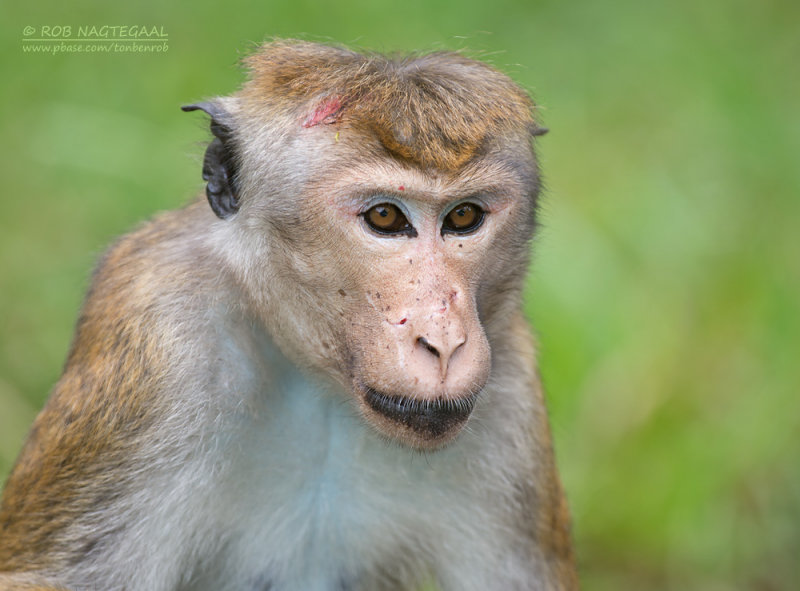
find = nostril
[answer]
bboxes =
[417,336,440,358]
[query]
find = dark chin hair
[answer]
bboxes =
[364,387,477,440]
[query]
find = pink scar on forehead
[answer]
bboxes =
[302,96,344,128]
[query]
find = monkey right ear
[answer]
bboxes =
[182,102,240,220]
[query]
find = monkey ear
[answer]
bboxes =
[182,102,240,220]
[531,125,549,137]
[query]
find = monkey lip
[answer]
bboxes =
[363,387,478,441]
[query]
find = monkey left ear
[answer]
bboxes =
[182,101,240,220]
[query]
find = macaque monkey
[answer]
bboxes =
[0,41,577,591]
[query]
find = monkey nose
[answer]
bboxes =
[414,330,466,382]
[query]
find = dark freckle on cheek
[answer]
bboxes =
[458,243,463,248]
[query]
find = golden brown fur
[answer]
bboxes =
[0,206,214,575]
[241,40,542,170]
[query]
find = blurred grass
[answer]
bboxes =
[1,1,798,589]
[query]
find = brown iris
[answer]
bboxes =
[364,203,413,235]
[442,203,485,234]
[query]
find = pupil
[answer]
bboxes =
[455,206,473,225]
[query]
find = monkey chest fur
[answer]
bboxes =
[149,334,524,591]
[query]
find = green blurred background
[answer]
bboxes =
[1,0,798,589]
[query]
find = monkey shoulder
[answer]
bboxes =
[0,201,249,574]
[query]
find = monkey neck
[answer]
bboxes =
[180,322,482,589]
[225,323,460,479]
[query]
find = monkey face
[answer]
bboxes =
[213,76,540,450]
[343,204,491,447]
[342,195,492,448]
[187,42,543,450]
[258,147,538,450]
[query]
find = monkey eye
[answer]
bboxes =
[363,203,415,236]
[442,202,485,235]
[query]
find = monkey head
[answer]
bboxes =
[185,41,544,449]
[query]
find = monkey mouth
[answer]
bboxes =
[363,387,477,442]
